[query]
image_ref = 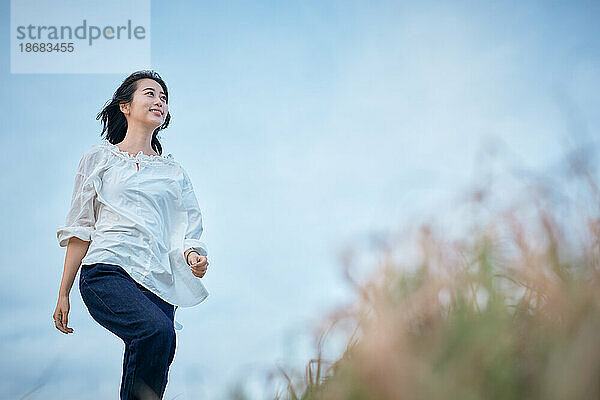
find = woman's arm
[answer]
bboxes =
[53,237,90,334]
[54,149,99,334]
[180,167,209,263]
[58,237,90,297]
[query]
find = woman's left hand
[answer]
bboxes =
[188,253,209,278]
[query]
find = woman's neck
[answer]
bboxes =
[117,132,158,156]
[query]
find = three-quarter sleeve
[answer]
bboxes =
[181,169,209,257]
[56,152,98,247]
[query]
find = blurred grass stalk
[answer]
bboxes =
[274,142,600,400]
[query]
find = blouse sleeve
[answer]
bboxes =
[181,169,209,257]
[56,152,98,247]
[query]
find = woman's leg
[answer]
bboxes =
[79,263,176,400]
[134,281,177,395]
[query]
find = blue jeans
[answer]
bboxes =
[79,262,177,400]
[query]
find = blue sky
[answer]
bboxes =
[2,1,600,399]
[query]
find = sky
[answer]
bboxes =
[2,1,600,399]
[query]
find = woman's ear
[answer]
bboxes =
[119,102,130,116]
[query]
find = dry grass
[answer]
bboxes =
[271,143,600,400]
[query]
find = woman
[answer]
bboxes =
[52,70,210,400]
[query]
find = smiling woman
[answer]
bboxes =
[53,70,210,400]
[97,70,172,155]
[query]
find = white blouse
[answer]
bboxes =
[57,139,210,331]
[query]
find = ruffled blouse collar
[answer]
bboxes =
[100,138,175,163]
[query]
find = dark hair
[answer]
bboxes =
[96,70,171,155]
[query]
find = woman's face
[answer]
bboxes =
[121,78,169,130]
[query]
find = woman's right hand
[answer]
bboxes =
[53,295,74,334]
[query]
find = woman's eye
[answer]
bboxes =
[145,92,166,102]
